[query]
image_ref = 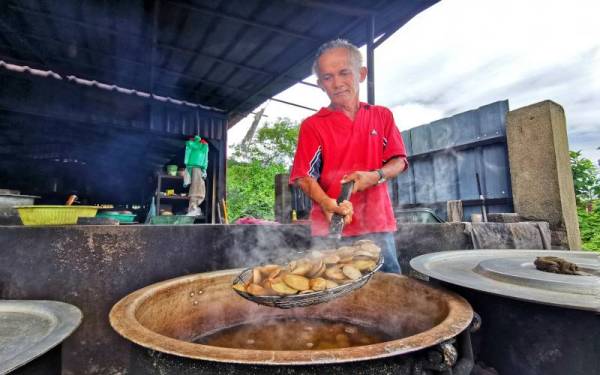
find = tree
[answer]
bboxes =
[570,150,600,252]
[226,118,300,221]
[227,160,287,220]
[231,117,299,167]
[570,150,600,205]
[577,203,600,251]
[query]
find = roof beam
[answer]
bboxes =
[283,0,376,17]
[268,98,317,112]
[366,15,375,104]
[150,0,160,93]
[166,0,320,42]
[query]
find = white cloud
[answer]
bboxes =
[390,103,445,131]
[229,0,600,162]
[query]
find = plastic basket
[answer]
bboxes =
[150,215,195,225]
[96,212,137,223]
[16,206,99,226]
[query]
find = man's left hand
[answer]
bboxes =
[341,171,380,193]
[341,158,407,192]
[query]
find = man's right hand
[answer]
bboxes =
[296,176,354,225]
[319,197,353,225]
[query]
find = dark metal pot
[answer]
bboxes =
[411,249,600,375]
[110,270,475,374]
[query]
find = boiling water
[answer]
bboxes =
[194,317,394,350]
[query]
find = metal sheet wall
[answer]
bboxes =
[393,100,513,220]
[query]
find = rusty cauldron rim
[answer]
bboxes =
[109,269,473,365]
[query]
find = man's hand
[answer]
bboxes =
[319,197,353,225]
[341,171,380,193]
[296,177,354,225]
[341,157,407,193]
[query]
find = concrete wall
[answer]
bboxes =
[0,222,550,374]
[0,224,309,375]
[506,101,581,249]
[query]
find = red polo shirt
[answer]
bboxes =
[290,102,408,237]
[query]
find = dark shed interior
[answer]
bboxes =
[0,0,438,221]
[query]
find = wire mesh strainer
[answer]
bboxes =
[232,255,383,309]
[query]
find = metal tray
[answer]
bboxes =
[0,300,82,374]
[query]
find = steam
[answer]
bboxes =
[222,225,310,269]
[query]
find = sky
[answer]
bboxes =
[228,0,600,165]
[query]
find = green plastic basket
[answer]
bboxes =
[96,212,137,223]
[16,205,98,226]
[150,215,195,225]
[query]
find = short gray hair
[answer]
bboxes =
[312,39,363,76]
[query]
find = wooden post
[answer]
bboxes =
[274,174,292,223]
[447,200,463,222]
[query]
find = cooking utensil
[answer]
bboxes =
[232,180,385,309]
[65,195,78,206]
[328,180,354,246]
[232,255,383,309]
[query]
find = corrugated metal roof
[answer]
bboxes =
[0,0,439,207]
[0,0,439,126]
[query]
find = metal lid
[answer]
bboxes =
[0,194,40,199]
[410,250,600,312]
[0,300,82,374]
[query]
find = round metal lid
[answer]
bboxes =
[410,250,600,312]
[0,300,82,374]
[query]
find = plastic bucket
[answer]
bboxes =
[166,165,178,176]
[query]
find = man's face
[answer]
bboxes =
[316,48,367,108]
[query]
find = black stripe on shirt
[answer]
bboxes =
[308,146,322,180]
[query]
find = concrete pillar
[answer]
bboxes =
[506,100,581,249]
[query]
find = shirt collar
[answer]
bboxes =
[315,102,371,117]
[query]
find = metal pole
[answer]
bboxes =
[366,15,375,104]
[475,173,488,222]
[267,98,317,112]
[150,0,160,94]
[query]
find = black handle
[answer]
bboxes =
[329,181,355,238]
[336,180,354,204]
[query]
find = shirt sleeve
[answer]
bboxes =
[289,120,323,184]
[381,108,409,170]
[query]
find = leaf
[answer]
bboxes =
[570,149,600,205]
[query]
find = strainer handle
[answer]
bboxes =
[329,180,354,237]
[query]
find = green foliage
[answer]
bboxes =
[577,203,600,252]
[231,118,299,166]
[570,150,600,252]
[570,150,600,204]
[226,118,300,221]
[227,160,287,220]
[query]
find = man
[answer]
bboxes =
[289,39,408,273]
